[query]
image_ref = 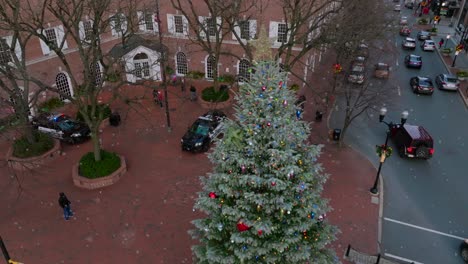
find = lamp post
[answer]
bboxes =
[452,50,461,67]
[445,34,450,48]
[370,108,409,195]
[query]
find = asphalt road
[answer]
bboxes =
[329,6,468,264]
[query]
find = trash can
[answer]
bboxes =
[109,112,121,127]
[315,111,323,122]
[332,129,341,141]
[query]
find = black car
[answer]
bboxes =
[181,110,226,152]
[391,124,434,159]
[32,113,91,144]
[417,31,431,41]
[410,76,434,95]
[404,54,422,68]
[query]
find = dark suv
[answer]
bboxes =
[391,124,434,159]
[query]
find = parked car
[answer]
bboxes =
[417,31,431,40]
[404,54,422,68]
[435,73,460,90]
[400,16,408,25]
[405,1,414,8]
[356,43,369,58]
[421,39,436,51]
[181,110,226,152]
[347,60,365,84]
[374,63,390,79]
[31,113,91,144]
[391,124,434,159]
[400,26,411,36]
[402,37,417,50]
[394,4,402,11]
[410,76,435,95]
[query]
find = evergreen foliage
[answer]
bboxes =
[190,62,338,263]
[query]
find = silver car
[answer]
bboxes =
[421,40,436,51]
[435,74,460,90]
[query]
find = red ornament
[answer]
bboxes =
[209,192,217,199]
[271,182,276,186]
[262,86,266,91]
[258,230,263,236]
[267,122,271,127]
[279,81,283,87]
[237,221,250,232]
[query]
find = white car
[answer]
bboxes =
[400,16,408,25]
[421,40,436,51]
[402,38,416,49]
[394,4,402,11]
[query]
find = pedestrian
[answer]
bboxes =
[171,74,177,86]
[58,192,73,220]
[181,77,186,92]
[190,86,197,101]
[157,90,164,108]
[439,38,444,48]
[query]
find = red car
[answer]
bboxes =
[400,26,411,36]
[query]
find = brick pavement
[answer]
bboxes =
[0,57,379,263]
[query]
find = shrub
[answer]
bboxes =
[418,18,428,24]
[39,97,65,113]
[12,132,54,158]
[106,72,121,82]
[201,86,229,102]
[429,27,437,33]
[217,74,235,84]
[165,66,175,76]
[289,84,300,92]
[186,71,205,79]
[442,48,452,54]
[76,104,112,122]
[78,150,121,178]
[457,71,468,77]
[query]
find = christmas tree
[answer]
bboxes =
[190,61,338,264]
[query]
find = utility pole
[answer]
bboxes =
[155,0,171,132]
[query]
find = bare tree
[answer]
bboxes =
[1,0,144,161]
[324,0,396,146]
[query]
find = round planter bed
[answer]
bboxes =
[72,154,126,190]
[6,139,61,171]
[199,88,234,109]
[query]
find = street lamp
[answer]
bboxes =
[370,107,409,195]
[445,34,451,48]
[452,50,461,67]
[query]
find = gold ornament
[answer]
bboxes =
[257,205,262,211]
[280,141,285,147]
[297,159,303,166]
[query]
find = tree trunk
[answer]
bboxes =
[338,115,351,148]
[16,104,36,144]
[90,125,102,161]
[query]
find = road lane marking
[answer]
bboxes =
[385,253,424,264]
[397,85,401,96]
[384,217,466,240]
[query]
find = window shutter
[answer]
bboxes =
[121,15,128,34]
[249,20,257,39]
[37,29,51,55]
[56,25,68,49]
[198,16,206,38]
[269,22,278,40]
[216,16,222,34]
[137,11,145,31]
[152,14,159,32]
[232,22,240,40]
[167,14,174,34]
[182,16,189,35]
[78,21,85,40]
[109,14,117,36]
[5,36,22,61]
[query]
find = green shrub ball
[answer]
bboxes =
[201,86,229,102]
[13,132,55,158]
[79,150,121,178]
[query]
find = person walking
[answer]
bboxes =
[153,89,163,108]
[58,192,73,220]
[190,86,197,101]
[439,38,444,48]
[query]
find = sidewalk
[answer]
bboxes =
[0,60,381,263]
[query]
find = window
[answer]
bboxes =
[133,53,150,79]
[90,62,102,86]
[56,72,72,101]
[83,21,93,41]
[38,25,68,55]
[240,20,250,40]
[206,55,216,79]
[138,11,158,32]
[45,28,57,44]
[145,13,154,31]
[238,59,251,82]
[277,23,288,43]
[176,52,188,75]
[206,17,217,37]
[0,38,12,65]
[174,15,184,34]
[110,13,128,36]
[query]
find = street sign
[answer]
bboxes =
[456,44,464,52]
[434,16,440,22]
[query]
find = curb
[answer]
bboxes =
[435,46,468,107]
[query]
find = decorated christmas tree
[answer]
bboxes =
[190,61,338,263]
